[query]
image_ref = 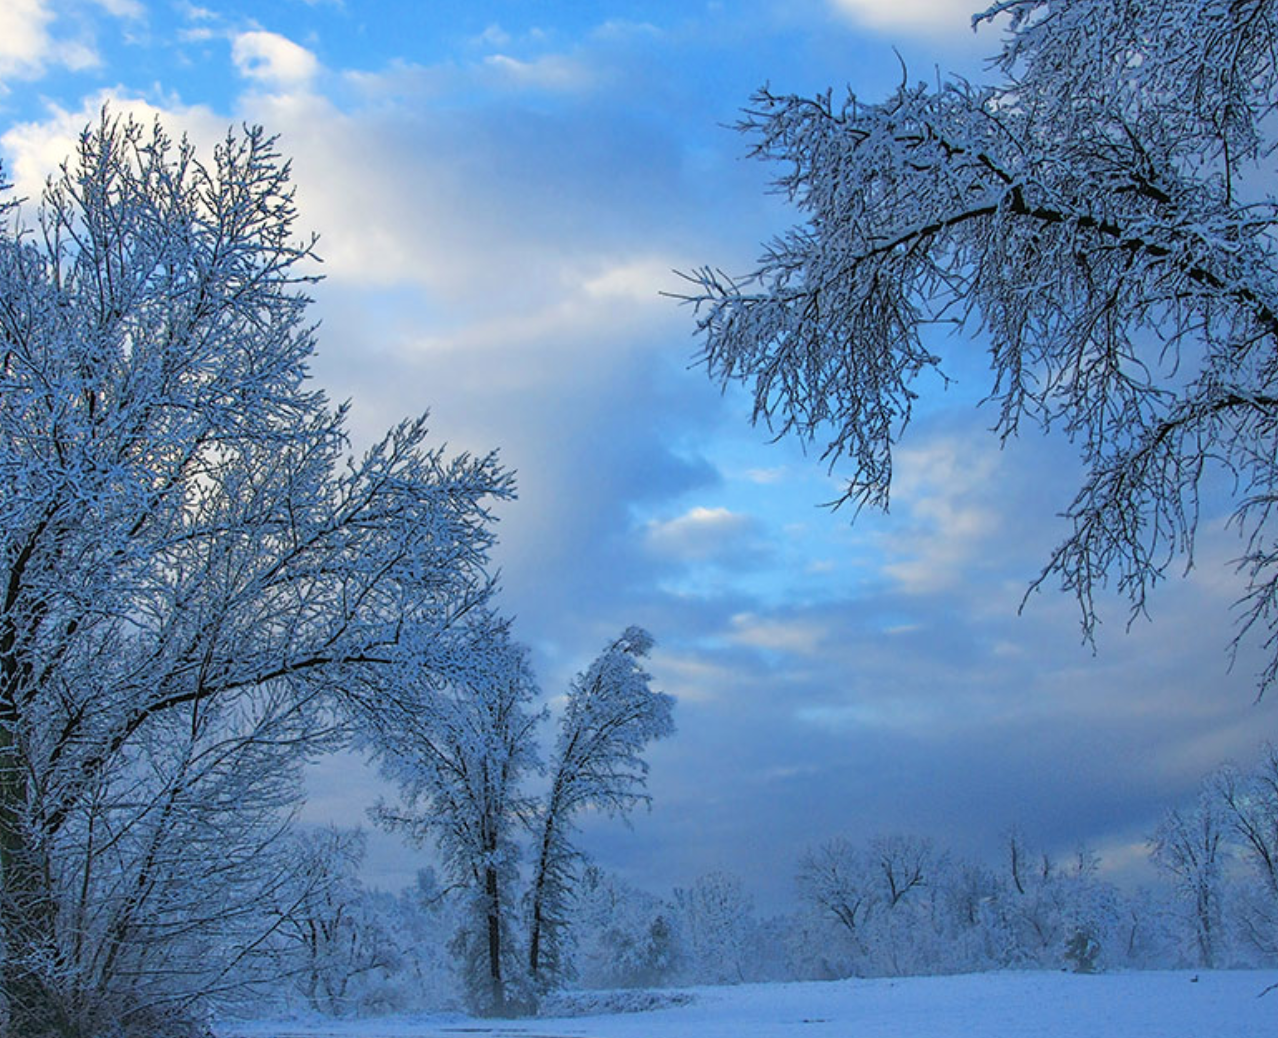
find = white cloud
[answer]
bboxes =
[0,0,55,79]
[592,20,663,42]
[1,90,226,203]
[727,613,826,656]
[0,0,98,83]
[232,30,320,89]
[90,0,145,16]
[645,506,754,561]
[828,0,976,36]
[475,24,511,48]
[177,2,217,20]
[880,434,1002,594]
[483,53,592,92]
[645,649,729,703]
[795,699,935,732]
[582,257,677,303]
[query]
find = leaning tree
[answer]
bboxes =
[526,626,674,991]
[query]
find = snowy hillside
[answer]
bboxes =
[219,970,1276,1038]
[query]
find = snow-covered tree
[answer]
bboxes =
[671,870,758,985]
[795,837,876,970]
[862,835,941,975]
[794,828,1137,978]
[273,828,400,1017]
[1211,746,1278,958]
[681,0,1278,691]
[572,866,677,990]
[526,626,674,990]
[368,618,541,1016]
[0,115,510,1038]
[996,831,1125,970]
[1152,790,1230,967]
[370,624,674,1012]
[931,857,1011,972]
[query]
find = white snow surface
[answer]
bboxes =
[219,970,1276,1038]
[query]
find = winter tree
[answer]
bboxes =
[997,830,1121,969]
[681,0,1278,689]
[795,837,881,965]
[368,617,542,1017]
[0,115,510,1038]
[671,870,757,985]
[863,835,940,975]
[526,626,674,990]
[1211,746,1278,957]
[273,828,399,1017]
[371,625,674,1013]
[571,866,677,990]
[1152,790,1230,967]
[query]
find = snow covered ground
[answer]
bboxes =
[219,969,1276,1038]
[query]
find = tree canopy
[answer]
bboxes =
[0,114,510,1038]
[682,0,1278,689]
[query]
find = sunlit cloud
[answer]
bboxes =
[645,506,755,561]
[232,30,320,89]
[0,0,98,84]
[1,89,226,203]
[827,0,978,35]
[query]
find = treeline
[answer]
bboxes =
[248,745,1278,1017]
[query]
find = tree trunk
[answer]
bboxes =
[1,732,67,1037]
[483,864,505,1015]
[527,817,554,981]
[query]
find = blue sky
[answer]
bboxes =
[4,0,1276,911]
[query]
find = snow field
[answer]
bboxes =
[220,969,1277,1038]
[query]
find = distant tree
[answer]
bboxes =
[526,626,674,990]
[681,0,1278,691]
[933,857,1010,971]
[1211,746,1278,957]
[1000,830,1069,966]
[797,834,1007,978]
[1152,791,1230,967]
[864,835,941,975]
[276,829,397,1017]
[0,115,509,1038]
[795,837,876,966]
[572,866,677,990]
[672,871,757,985]
[1115,885,1181,970]
[871,834,934,910]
